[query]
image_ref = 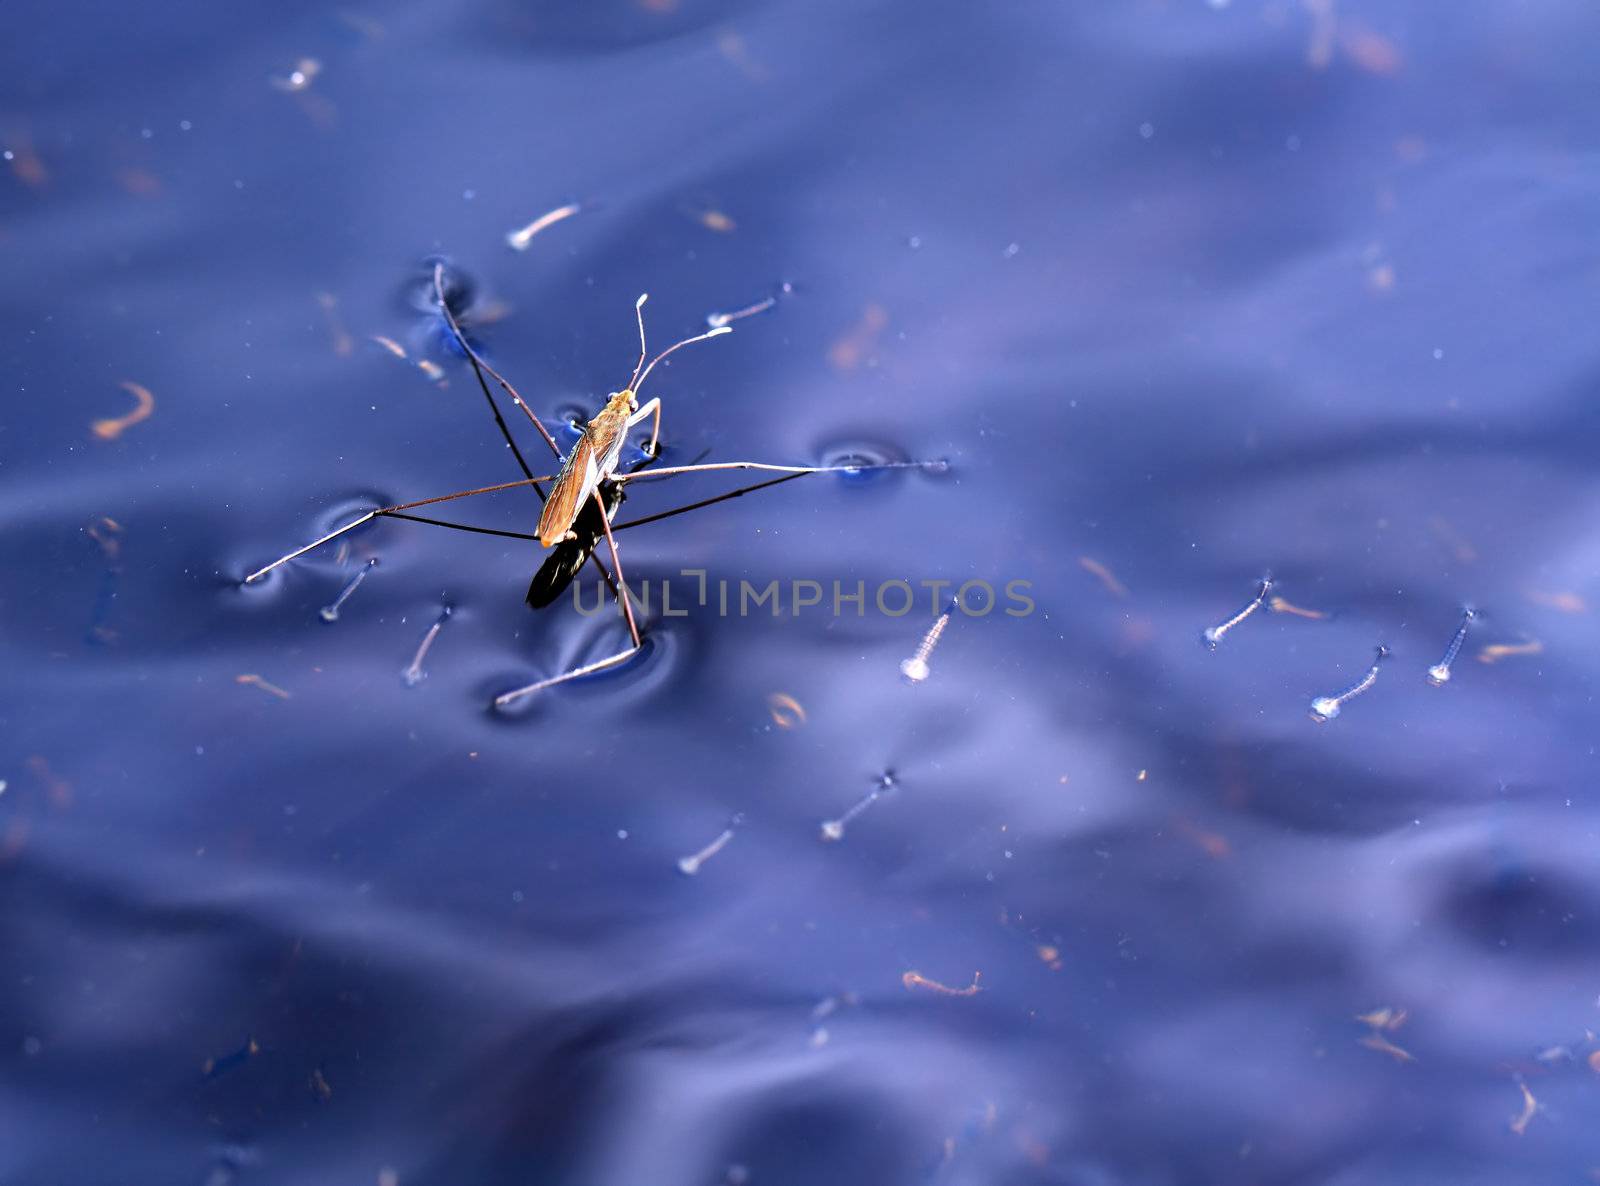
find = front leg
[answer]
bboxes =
[627,397,662,458]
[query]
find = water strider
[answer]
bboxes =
[244,265,938,703]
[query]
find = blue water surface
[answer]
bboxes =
[4,1,1600,1183]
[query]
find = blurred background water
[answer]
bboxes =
[4,1,1600,1182]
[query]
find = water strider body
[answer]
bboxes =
[534,295,723,552]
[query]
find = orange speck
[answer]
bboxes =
[697,208,736,234]
[1077,556,1128,598]
[1526,590,1586,614]
[7,137,48,188]
[767,692,807,729]
[91,381,156,441]
[115,167,162,197]
[1268,596,1329,620]
[902,970,982,997]
[1340,24,1403,75]
[1359,1034,1414,1063]
[1477,640,1543,665]
[1509,1081,1539,1135]
[236,673,291,700]
[828,304,888,371]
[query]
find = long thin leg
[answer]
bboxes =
[382,470,813,538]
[617,459,938,483]
[627,396,662,458]
[595,493,642,648]
[494,645,641,707]
[493,490,644,706]
[613,472,807,532]
[433,263,564,462]
[433,264,549,490]
[244,474,558,584]
[431,263,621,600]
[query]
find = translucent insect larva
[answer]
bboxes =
[900,604,953,683]
[402,604,453,686]
[677,814,745,876]
[1309,645,1390,722]
[820,771,898,842]
[319,557,378,622]
[1427,607,1476,687]
[1203,577,1274,649]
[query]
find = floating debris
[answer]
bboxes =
[1309,645,1388,722]
[902,970,982,997]
[716,29,769,81]
[901,604,953,683]
[91,381,155,441]
[85,516,125,645]
[1477,639,1543,666]
[1526,589,1586,614]
[505,201,582,252]
[269,58,322,93]
[1426,607,1476,686]
[1268,595,1328,620]
[309,1066,333,1102]
[820,771,897,841]
[1079,556,1129,600]
[236,674,291,700]
[1427,515,1477,563]
[316,292,354,356]
[828,304,888,371]
[26,756,73,809]
[202,1036,260,1079]
[767,692,806,728]
[1356,1006,1408,1032]
[320,557,378,623]
[402,605,452,686]
[1358,1033,1415,1063]
[693,207,736,234]
[5,133,48,188]
[370,334,408,359]
[1508,1079,1541,1135]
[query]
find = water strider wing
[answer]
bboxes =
[537,434,599,547]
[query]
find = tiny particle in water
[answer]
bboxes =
[1509,1080,1540,1135]
[180,120,192,131]
[908,235,922,249]
[22,1036,41,1056]
[511,890,524,903]
[1138,122,1154,139]
[1432,348,1444,359]
[902,970,982,997]
[1002,241,1020,258]
[616,829,628,840]
[767,692,806,728]
[1286,134,1301,151]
